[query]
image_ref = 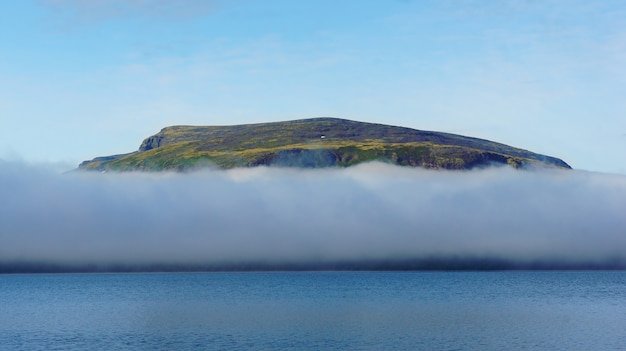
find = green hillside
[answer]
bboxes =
[79,118,571,171]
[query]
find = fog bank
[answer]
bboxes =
[1,161,625,272]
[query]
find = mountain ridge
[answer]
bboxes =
[79,117,571,171]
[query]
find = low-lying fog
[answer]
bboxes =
[1,161,625,271]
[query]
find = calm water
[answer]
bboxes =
[1,272,625,350]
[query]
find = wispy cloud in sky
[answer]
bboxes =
[39,0,222,23]
[1,162,624,271]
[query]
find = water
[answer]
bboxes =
[1,272,624,350]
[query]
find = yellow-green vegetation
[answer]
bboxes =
[79,118,571,171]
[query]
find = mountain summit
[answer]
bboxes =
[79,118,570,171]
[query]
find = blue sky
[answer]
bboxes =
[1,0,625,173]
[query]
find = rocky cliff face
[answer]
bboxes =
[139,135,165,151]
[79,118,571,172]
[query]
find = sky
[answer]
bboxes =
[0,0,625,174]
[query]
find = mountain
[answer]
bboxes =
[79,118,571,171]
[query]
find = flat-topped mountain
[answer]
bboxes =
[79,118,571,171]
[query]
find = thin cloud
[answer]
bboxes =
[39,0,223,23]
[1,161,625,272]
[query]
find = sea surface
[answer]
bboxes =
[1,271,624,350]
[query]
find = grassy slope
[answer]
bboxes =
[79,118,571,171]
